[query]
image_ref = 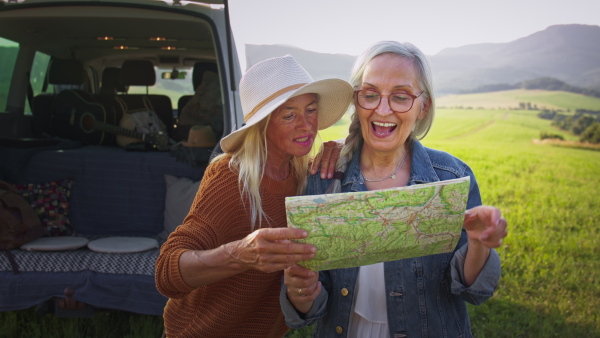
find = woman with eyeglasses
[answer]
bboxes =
[280,41,508,337]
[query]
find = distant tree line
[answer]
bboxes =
[462,77,600,98]
[539,132,564,140]
[518,102,539,110]
[537,109,600,143]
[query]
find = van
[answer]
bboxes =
[0,0,242,317]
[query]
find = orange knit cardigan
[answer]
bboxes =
[155,157,297,338]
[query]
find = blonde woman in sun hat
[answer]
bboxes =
[156,55,353,338]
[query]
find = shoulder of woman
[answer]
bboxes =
[423,146,460,161]
[205,155,233,174]
[422,146,472,176]
[201,156,239,188]
[305,171,333,195]
[190,157,245,219]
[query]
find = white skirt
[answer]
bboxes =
[348,311,389,338]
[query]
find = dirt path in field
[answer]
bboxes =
[532,139,600,150]
[447,120,496,140]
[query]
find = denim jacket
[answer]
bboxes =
[280,140,501,338]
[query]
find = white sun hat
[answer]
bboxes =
[220,55,353,153]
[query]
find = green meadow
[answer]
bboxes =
[1,90,599,337]
[424,109,599,337]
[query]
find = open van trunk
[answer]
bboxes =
[0,0,242,316]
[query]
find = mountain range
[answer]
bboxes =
[245,24,600,96]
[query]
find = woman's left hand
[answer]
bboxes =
[284,264,321,314]
[310,140,344,179]
[463,205,508,248]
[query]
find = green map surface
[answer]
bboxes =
[285,177,470,271]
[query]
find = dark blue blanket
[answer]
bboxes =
[0,143,207,315]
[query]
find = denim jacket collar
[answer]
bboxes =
[341,140,440,192]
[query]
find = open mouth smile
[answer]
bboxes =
[372,121,397,136]
[294,135,313,146]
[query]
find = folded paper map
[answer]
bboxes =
[285,176,470,271]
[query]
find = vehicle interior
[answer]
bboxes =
[0,0,241,317]
[0,0,236,144]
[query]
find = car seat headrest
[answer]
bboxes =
[101,67,128,93]
[192,62,218,89]
[121,60,156,86]
[48,59,86,85]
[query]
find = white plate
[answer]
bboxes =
[20,236,89,251]
[87,237,159,254]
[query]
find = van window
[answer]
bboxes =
[0,37,18,112]
[25,51,53,115]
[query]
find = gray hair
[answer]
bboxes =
[325,41,435,194]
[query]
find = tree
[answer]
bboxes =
[571,115,596,135]
[580,122,600,144]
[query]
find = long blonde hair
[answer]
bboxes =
[326,40,435,194]
[212,116,310,229]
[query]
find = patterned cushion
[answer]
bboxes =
[14,179,74,236]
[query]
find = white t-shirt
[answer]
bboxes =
[348,262,390,338]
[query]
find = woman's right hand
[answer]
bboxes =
[225,228,317,273]
[310,140,344,179]
[284,264,321,314]
[178,228,315,288]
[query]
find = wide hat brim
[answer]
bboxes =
[220,78,353,153]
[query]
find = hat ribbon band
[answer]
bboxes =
[244,83,307,123]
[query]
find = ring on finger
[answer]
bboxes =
[298,288,304,297]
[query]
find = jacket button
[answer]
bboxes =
[340,288,349,296]
[336,326,343,334]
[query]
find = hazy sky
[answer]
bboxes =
[228,0,600,70]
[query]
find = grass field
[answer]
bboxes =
[1,90,599,337]
[423,109,599,337]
